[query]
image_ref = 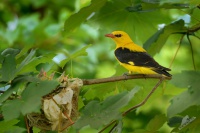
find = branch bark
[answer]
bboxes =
[82,74,171,85]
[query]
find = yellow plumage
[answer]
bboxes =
[105,31,171,77]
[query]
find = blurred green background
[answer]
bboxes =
[0,0,200,132]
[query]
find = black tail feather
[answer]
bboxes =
[154,68,172,77]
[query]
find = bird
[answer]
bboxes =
[105,31,171,77]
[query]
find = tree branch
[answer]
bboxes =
[98,76,166,132]
[122,77,164,116]
[82,74,171,85]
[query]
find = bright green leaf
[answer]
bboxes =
[64,0,107,32]
[168,71,200,118]
[74,87,140,129]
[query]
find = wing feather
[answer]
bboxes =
[115,47,171,76]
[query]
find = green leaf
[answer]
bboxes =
[168,106,200,128]
[15,46,32,59]
[132,114,166,133]
[168,71,200,118]
[146,114,167,131]
[91,0,172,43]
[64,0,107,32]
[0,85,16,103]
[0,48,20,82]
[20,80,59,114]
[2,80,59,120]
[143,19,187,55]
[110,120,123,133]
[0,75,41,103]
[17,53,56,74]
[2,99,23,120]
[1,48,20,56]
[74,87,140,129]
[171,116,200,133]
[168,116,183,127]
[60,44,92,68]
[15,49,36,74]
[0,119,25,133]
[126,1,189,13]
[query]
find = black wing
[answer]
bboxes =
[115,47,171,77]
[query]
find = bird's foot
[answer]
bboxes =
[123,71,132,80]
[123,72,129,76]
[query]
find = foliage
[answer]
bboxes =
[0,0,200,133]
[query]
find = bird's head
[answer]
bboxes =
[105,31,133,47]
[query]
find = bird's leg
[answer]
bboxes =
[123,71,131,80]
[142,74,147,80]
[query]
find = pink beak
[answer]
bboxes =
[105,34,115,38]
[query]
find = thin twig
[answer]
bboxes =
[122,77,164,116]
[187,34,196,70]
[82,74,171,85]
[192,34,200,40]
[169,34,184,68]
[108,121,118,133]
[25,115,33,133]
[98,76,165,132]
[98,120,117,133]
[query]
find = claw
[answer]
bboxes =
[123,72,130,80]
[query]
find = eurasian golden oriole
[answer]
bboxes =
[105,31,171,77]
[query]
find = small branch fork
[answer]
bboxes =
[91,75,167,133]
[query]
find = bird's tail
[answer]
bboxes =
[154,67,172,77]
